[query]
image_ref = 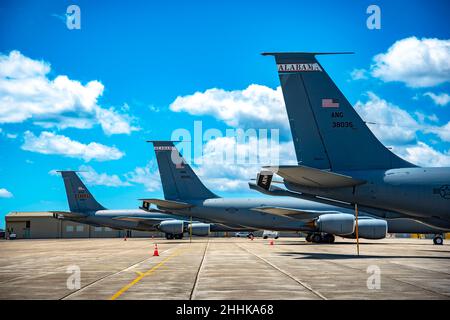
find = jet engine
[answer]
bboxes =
[315,213,355,235]
[189,223,210,236]
[158,220,184,235]
[354,219,387,239]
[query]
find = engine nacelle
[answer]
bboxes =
[190,223,210,236]
[356,219,387,239]
[158,220,184,235]
[315,213,355,235]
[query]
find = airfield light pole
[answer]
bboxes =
[355,203,360,256]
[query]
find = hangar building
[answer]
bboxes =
[4,212,161,239]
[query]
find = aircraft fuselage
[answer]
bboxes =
[285,167,450,229]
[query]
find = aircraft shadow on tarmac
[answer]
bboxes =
[277,252,450,260]
[275,241,443,246]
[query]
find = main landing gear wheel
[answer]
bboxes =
[174,233,183,240]
[323,234,335,244]
[165,233,174,240]
[312,234,322,243]
[309,233,335,244]
[433,235,443,245]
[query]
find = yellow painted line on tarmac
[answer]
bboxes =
[110,249,183,300]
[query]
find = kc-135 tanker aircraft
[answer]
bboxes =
[138,141,444,244]
[252,52,450,240]
[51,171,251,239]
[51,53,448,245]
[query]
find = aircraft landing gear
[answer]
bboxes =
[322,234,335,244]
[307,233,336,244]
[165,233,174,240]
[312,234,322,243]
[433,235,444,245]
[165,233,184,240]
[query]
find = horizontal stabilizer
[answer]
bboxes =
[251,206,342,220]
[140,198,193,210]
[250,178,284,184]
[50,211,86,219]
[265,165,366,188]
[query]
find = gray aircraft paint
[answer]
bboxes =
[56,171,247,233]
[263,52,450,230]
[149,141,442,234]
[153,141,218,200]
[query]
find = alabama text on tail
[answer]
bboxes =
[263,52,415,171]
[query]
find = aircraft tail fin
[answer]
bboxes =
[263,52,415,170]
[59,171,106,213]
[150,141,219,201]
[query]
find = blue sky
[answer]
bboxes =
[0,0,449,228]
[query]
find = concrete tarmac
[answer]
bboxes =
[0,237,448,300]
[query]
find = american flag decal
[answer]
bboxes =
[322,98,339,108]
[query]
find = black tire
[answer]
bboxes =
[305,234,312,242]
[433,236,443,245]
[175,233,183,240]
[275,236,279,239]
[323,234,335,244]
[165,233,174,240]
[263,236,268,239]
[312,234,322,243]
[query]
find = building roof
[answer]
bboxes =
[6,212,54,218]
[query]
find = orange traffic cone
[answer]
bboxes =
[269,240,274,246]
[153,244,159,256]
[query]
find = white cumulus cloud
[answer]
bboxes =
[78,165,131,187]
[124,162,162,192]
[354,92,418,145]
[353,92,450,166]
[0,188,13,198]
[371,37,450,87]
[192,136,296,191]
[170,84,289,133]
[0,50,139,135]
[397,142,450,167]
[425,121,450,142]
[22,131,124,162]
[350,68,368,80]
[424,92,450,106]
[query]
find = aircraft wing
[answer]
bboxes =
[139,198,193,210]
[251,206,342,220]
[264,165,366,188]
[112,216,168,226]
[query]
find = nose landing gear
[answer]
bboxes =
[433,235,444,245]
